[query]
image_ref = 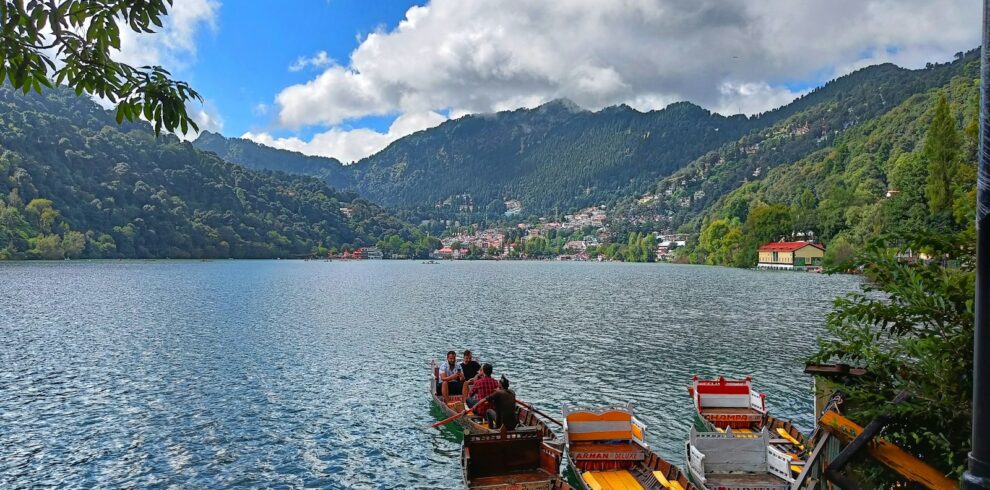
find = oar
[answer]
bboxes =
[432,408,470,428]
[515,399,563,426]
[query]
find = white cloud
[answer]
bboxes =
[114,0,220,69]
[289,51,335,71]
[243,111,448,163]
[177,100,224,141]
[273,0,979,129]
[716,82,807,117]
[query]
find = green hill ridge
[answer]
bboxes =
[0,86,417,259]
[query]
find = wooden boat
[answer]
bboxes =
[562,403,696,490]
[462,429,571,489]
[430,361,558,441]
[686,376,809,482]
[685,426,794,490]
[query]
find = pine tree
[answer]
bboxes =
[923,94,961,215]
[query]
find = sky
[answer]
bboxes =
[116,0,982,163]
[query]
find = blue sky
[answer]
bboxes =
[188,1,420,138]
[144,0,980,162]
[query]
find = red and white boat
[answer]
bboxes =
[686,377,809,482]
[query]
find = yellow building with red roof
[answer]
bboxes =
[757,241,825,270]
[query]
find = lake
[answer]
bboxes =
[0,260,860,488]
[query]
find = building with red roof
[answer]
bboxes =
[757,241,825,270]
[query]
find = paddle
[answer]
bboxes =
[432,399,487,429]
[515,399,563,426]
[432,407,471,428]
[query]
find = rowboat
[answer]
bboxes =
[562,403,696,490]
[685,426,795,490]
[430,361,558,441]
[686,376,809,486]
[463,429,571,489]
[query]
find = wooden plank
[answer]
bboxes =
[818,411,956,490]
[791,433,830,490]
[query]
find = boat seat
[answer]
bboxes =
[582,469,644,490]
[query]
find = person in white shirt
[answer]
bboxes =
[437,350,463,403]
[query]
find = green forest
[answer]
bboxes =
[678,63,978,268]
[0,85,421,259]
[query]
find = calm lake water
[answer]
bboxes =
[0,260,860,488]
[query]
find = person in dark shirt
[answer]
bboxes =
[485,376,517,432]
[459,349,481,398]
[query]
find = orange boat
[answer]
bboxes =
[562,403,695,490]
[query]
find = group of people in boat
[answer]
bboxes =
[436,350,517,430]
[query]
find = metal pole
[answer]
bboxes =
[965,1,990,487]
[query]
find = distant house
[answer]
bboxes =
[359,247,383,259]
[564,240,587,252]
[757,241,825,270]
[434,247,454,259]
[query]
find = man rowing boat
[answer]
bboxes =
[476,375,517,431]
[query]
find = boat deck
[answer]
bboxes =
[469,470,556,488]
[705,472,787,486]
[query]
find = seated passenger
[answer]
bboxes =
[465,363,498,415]
[437,350,463,403]
[459,349,481,398]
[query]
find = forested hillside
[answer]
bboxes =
[618,51,979,229]
[194,131,354,188]
[0,86,418,259]
[346,99,757,213]
[673,62,979,267]
[197,99,758,215]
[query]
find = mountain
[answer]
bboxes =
[194,131,354,189]
[648,55,980,266]
[195,99,759,215]
[0,86,419,259]
[196,52,978,220]
[617,50,979,231]
[346,99,756,213]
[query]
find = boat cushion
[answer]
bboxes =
[583,470,644,490]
